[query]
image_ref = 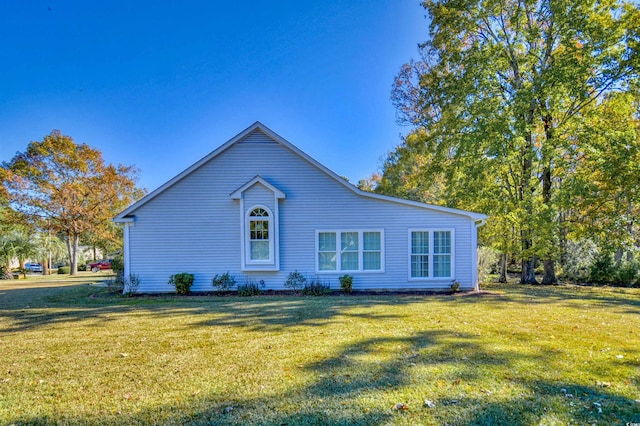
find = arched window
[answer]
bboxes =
[247,207,272,262]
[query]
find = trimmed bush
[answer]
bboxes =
[57,266,71,274]
[237,280,262,296]
[302,279,331,296]
[168,273,194,295]
[212,272,236,291]
[339,274,353,293]
[284,270,306,292]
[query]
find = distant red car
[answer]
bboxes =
[88,259,112,272]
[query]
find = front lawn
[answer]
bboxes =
[0,279,638,425]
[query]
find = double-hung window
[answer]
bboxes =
[316,230,384,272]
[409,229,453,279]
[247,207,273,263]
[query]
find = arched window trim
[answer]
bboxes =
[244,205,275,265]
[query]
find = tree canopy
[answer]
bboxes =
[381,0,640,284]
[1,130,144,274]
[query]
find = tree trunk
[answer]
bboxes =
[498,253,507,283]
[542,259,557,284]
[65,232,80,275]
[42,257,48,275]
[521,257,538,284]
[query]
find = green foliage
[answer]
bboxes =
[560,240,597,283]
[106,275,125,294]
[588,252,640,287]
[1,130,144,275]
[111,254,124,276]
[168,272,194,295]
[124,274,141,296]
[450,280,461,293]
[302,279,331,296]
[387,0,640,285]
[212,272,236,291]
[284,270,306,292]
[339,274,353,293]
[0,265,12,280]
[57,266,70,274]
[477,246,499,285]
[237,280,262,296]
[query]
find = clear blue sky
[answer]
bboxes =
[0,1,427,192]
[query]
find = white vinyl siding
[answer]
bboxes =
[409,229,454,280]
[316,230,384,273]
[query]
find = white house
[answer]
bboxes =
[114,122,487,293]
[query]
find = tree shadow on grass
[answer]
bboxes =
[462,283,640,314]
[0,284,430,333]
[8,329,638,425]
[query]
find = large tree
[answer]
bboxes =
[387,0,639,284]
[1,130,143,275]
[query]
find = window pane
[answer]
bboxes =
[434,231,451,254]
[411,232,429,254]
[341,252,358,270]
[434,255,451,277]
[363,251,381,270]
[250,241,269,260]
[250,208,268,217]
[411,255,429,277]
[341,232,358,251]
[318,232,336,252]
[363,232,380,251]
[319,252,336,270]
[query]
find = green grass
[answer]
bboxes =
[0,278,638,425]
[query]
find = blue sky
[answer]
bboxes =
[0,1,427,192]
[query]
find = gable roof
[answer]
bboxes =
[114,122,487,222]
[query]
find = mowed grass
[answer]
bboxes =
[0,277,638,425]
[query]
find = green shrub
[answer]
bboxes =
[302,279,331,296]
[237,280,262,296]
[106,275,125,294]
[339,274,353,293]
[111,254,124,276]
[587,250,640,287]
[477,246,499,284]
[57,266,70,274]
[589,252,616,284]
[125,274,141,296]
[212,272,236,291]
[450,279,461,293]
[284,270,306,292]
[168,273,194,295]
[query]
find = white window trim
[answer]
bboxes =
[239,201,280,272]
[246,206,274,264]
[315,229,385,274]
[408,228,455,281]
